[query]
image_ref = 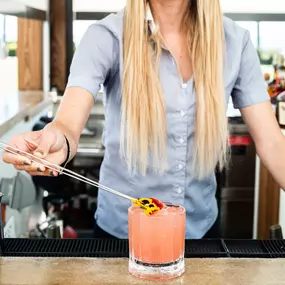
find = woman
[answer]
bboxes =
[3,0,285,239]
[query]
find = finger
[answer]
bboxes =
[33,168,59,177]
[26,169,59,177]
[26,171,50,177]
[13,159,60,175]
[28,168,59,176]
[32,130,57,158]
[46,169,59,177]
[2,131,42,164]
[2,152,31,165]
[9,131,41,152]
[14,163,46,172]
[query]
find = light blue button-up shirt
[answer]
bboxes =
[67,9,269,239]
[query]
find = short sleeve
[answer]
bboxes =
[66,24,117,100]
[231,30,270,109]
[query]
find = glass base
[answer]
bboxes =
[128,256,184,280]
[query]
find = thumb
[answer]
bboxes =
[33,130,57,158]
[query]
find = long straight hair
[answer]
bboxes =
[121,0,229,179]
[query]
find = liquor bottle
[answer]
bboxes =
[276,91,285,129]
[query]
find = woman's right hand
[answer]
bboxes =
[2,125,68,177]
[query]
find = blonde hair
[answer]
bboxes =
[121,0,229,179]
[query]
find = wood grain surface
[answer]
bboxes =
[1,257,285,285]
[258,161,280,239]
[50,0,73,94]
[17,18,43,91]
[0,91,52,135]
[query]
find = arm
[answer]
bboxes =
[240,101,285,190]
[47,88,94,160]
[231,29,285,189]
[46,24,116,161]
[2,24,116,175]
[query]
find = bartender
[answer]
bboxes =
[2,0,285,239]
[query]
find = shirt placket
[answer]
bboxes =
[171,112,188,205]
[166,53,191,206]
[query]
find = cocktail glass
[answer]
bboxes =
[128,202,186,280]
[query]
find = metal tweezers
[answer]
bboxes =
[0,141,138,204]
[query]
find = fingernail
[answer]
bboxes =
[37,167,43,172]
[50,171,54,177]
[23,161,30,165]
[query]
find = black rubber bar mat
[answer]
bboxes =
[1,238,129,258]
[223,239,271,258]
[1,238,285,258]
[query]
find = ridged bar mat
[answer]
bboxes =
[1,238,285,258]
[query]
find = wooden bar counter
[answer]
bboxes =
[0,91,52,136]
[1,257,285,285]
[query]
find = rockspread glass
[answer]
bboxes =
[128,202,186,280]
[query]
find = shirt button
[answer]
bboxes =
[180,110,186,117]
[177,163,183,170]
[179,137,185,144]
[177,188,183,194]
[182,83,187,89]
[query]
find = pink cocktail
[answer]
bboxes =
[128,203,186,280]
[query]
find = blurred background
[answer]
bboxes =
[0,0,285,241]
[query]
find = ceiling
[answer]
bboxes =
[1,0,285,13]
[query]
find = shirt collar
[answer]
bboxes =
[146,3,156,34]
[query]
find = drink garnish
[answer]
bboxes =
[132,197,165,216]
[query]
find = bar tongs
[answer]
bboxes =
[0,141,138,202]
[0,141,163,215]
